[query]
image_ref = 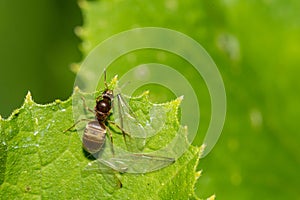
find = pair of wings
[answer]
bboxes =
[112,93,167,141]
[83,153,175,189]
[99,91,174,173]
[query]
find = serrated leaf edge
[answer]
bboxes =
[0,91,72,122]
[0,83,210,199]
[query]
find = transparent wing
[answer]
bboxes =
[98,153,175,174]
[82,160,122,189]
[113,92,168,137]
[143,103,168,137]
[113,93,146,138]
[113,93,147,151]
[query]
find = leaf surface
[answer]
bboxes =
[0,87,206,199]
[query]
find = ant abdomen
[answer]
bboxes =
[82,121,106,154]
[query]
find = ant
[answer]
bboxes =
[64,70,128,156]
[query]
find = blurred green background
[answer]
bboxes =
[1,0,299,199]
[0,0,82,117]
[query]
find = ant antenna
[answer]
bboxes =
[104,68,108,89]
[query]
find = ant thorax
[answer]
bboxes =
[95,90,113,123]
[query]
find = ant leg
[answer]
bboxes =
[106,127,115,156]
[81,96,95,114]
[63,118,91,133]
[114,94,131,140]
[107,120,131,138]
[98,161,123,188]
[107,120,131,149]
[82,160,122,189]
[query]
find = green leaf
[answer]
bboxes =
[0,81,211,199]
[73,0,300,199]
[0,0,215,198]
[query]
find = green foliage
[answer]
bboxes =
[0,87,209,199]
[0,0,81,117]
[1,0,300,199]
[76,0,300,199]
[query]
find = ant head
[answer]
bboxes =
[102,89,114,100]
[95,89,113,103]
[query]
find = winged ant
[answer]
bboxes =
[64,69,175,188]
